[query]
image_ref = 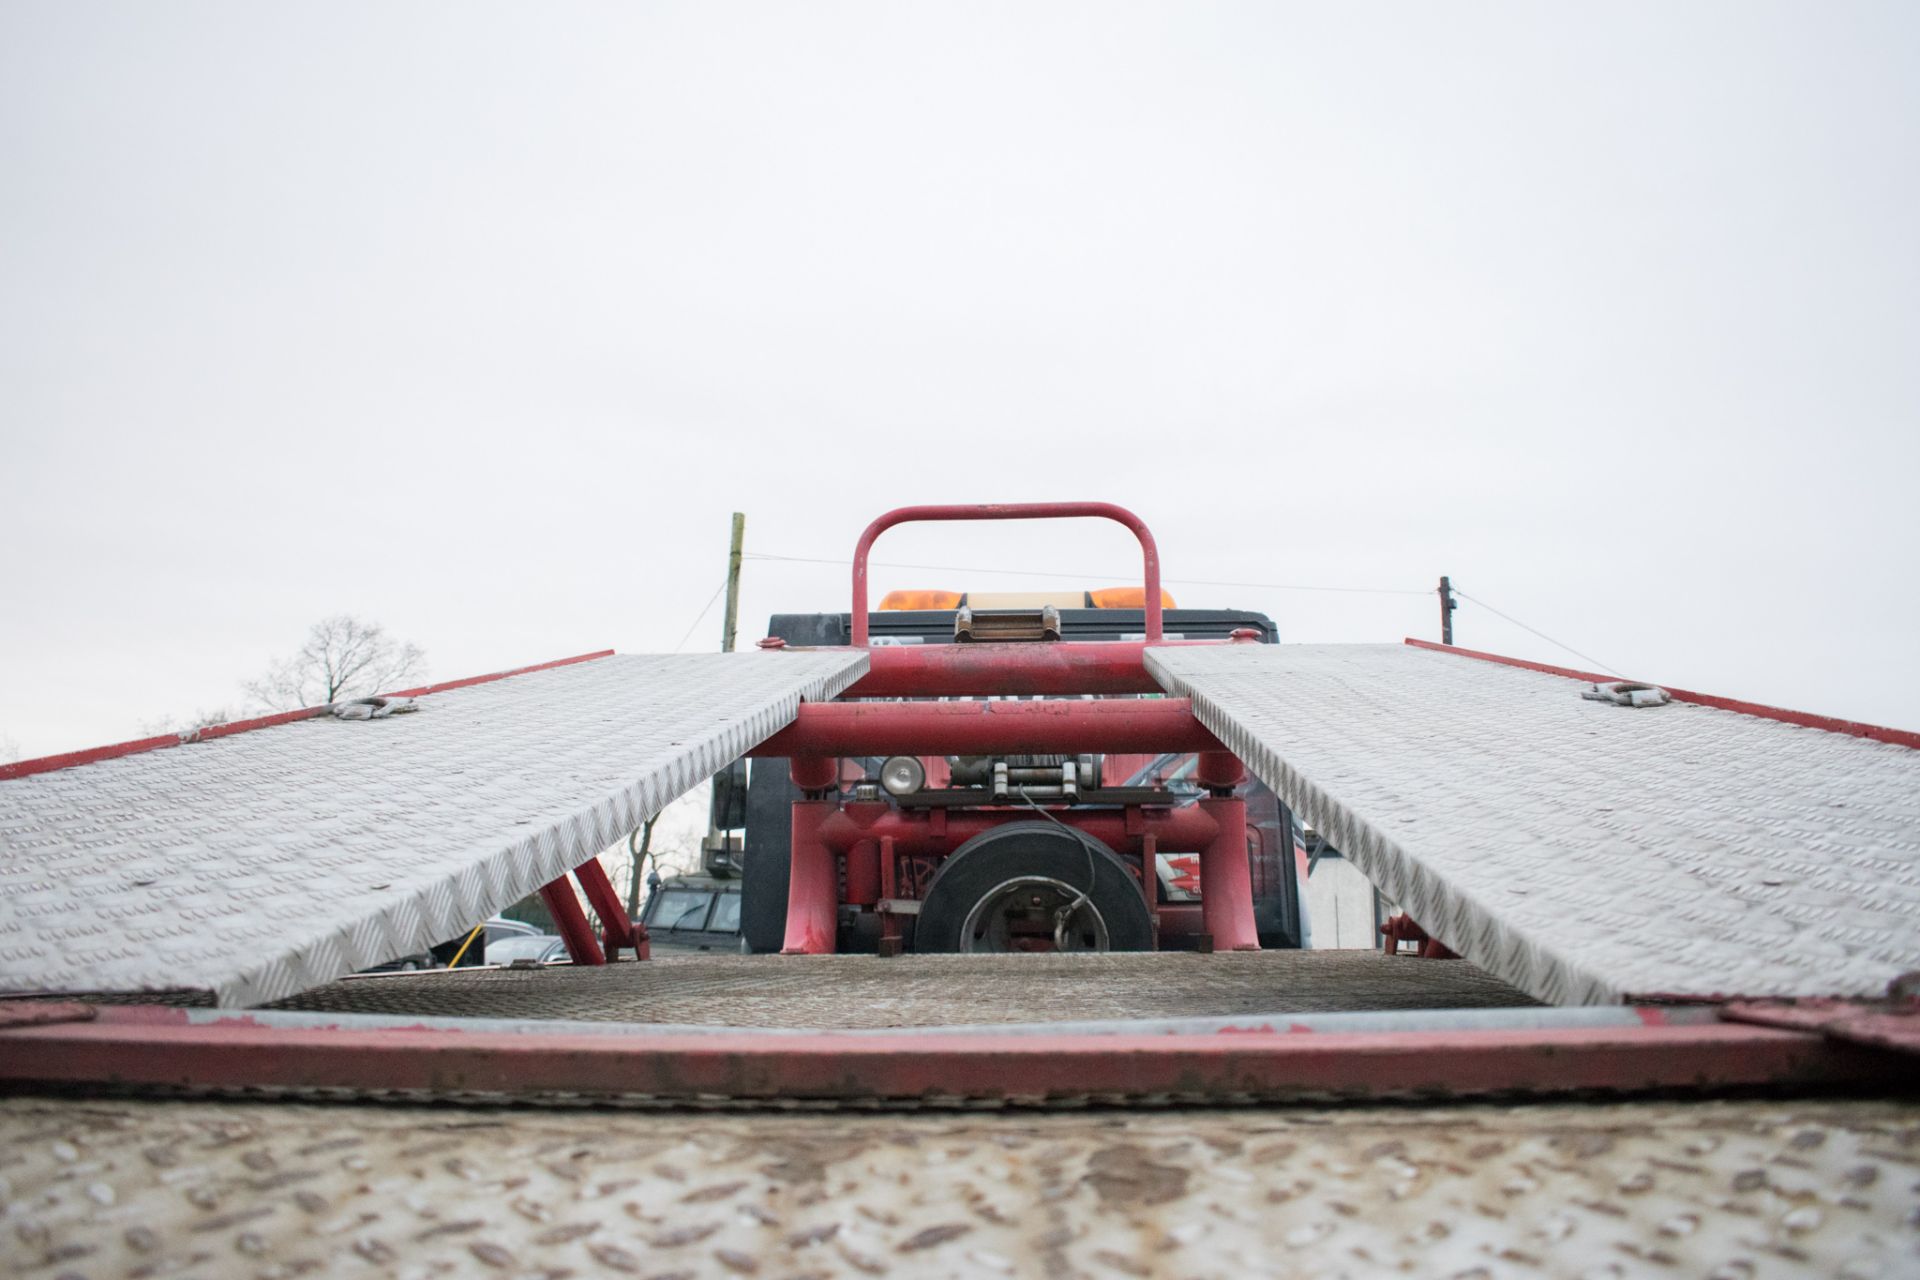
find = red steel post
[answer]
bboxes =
[1198,795,1260,951]
[1140,831,1159,950]
[539,879,607,966]
[845,838,881,906]
[1195,749,1245,791]
[781,799,840,955]
[877,835,903,956]
[849,503,1163,646]
[571,858,640,960]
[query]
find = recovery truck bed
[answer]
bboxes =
[4,503,1916,1276]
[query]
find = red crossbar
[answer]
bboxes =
[844,640,1168,697]
[752,697,1224,757]
[0,1012,1902,1102]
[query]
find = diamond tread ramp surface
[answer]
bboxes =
[4,1096,1915,1277]
[1147,643,1920,1006]
[0,651,866,1007]
[263,951,1537,1028]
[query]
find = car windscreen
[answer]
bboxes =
[650,888,716,931]
[485,935,558,964]
[707,893,742,934]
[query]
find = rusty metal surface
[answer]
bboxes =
[0,1003,96,1031]
[261,950,1539,1028]
[1146,643,1920,1007]
[0,649,867,1007]
[1725,1000,1920,1057]
[14,1010,1898,1108]
[155,1002,1689,1040]
[2,1096,1915,1277]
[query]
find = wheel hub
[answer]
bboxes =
[959,876,1110,953]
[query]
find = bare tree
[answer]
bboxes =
[139,707,242,738]
[245,615,427,711]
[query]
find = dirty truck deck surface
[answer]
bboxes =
[259,951,1538,1028]
[4,1096,1914,1279]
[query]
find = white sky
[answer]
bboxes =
[3,2,1917,758]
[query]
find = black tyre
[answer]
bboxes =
[1250,800,1306,949]
[917,821,1153,953]
[739,757,798,954]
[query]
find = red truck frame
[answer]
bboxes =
[745,501,1266,957]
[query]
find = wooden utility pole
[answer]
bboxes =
[1438,575,1458,646]
[719,512,745,653]
[703,513,749,855]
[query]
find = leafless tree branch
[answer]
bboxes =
[243,615,428,712]
[138,707,241,737]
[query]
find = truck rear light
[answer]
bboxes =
[1089,586,1178,609]
[878,590,964,611]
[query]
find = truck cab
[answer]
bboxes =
[639,873,744,952]
[636,834,747,953]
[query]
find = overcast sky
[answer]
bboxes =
[2,2,1916,758]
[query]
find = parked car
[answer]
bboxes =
[640,874,743,952]
[484,934,568,965]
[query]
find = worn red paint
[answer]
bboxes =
[0,650,618,782]
[0,1011,1901,1101]
[813,803,1221,858]
[753,697,1225,758]
[1405,638,1920,751]
[847,641,1168,698]
[570,858,644,960]
[0,1001,97,1030]
[1198,794,1258,950]
[781,799,840,955]
[383,650,617,700]
[538,878,607,967]
[1721,999,1920,1056]
[1379,912,1459,961]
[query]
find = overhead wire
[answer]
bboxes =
[1452,588,1624,678]
[737,547,1625,684]
[1016,786,1101,950]
[671,579,729,652]
[741,551,1428,597]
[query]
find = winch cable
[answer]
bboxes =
[1016,787,1102,949]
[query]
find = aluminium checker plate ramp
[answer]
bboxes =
[0,649,866,1007]
[1147,643,1920,1006]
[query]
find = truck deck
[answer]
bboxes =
[7,640,1918,1011]
[5,1095,1913,1278]
[4,503,1917,1276]
[258,950,1538,1028]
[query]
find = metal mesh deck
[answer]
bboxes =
[8,1096,1916,1276]
[1148,643,1920,1006]
[0,650,866,1007]
[261,950,1537,1028]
